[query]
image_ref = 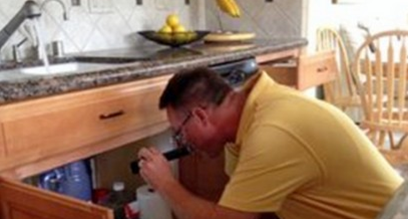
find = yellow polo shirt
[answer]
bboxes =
[219,71,403,219]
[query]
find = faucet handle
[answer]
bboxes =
[16,37,28,47]
[12,37,28,63]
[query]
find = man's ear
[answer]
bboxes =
[192,107,209,126]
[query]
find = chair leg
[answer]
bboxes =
[389,131,396,149]
[397,134,408,149]
[379,131,386,149]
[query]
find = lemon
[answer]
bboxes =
[158,24,172,34]
[173,24,187,33]
[166,14,180,28]
[186,31,197,41]
[158,33,172,43]
[173,33,188,43]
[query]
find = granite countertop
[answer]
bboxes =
[0,38,307,105]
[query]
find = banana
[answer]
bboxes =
[216,0,229,14]
[216,0,241,18]
[229,0,241,17]
[226,0,240,17]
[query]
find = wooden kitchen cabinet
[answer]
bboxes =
[0,74,172,219]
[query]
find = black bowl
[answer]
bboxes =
[138,31,210,47]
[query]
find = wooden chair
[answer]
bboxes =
[352,30,408,162]
[316,27,361,116]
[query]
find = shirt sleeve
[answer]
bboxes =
[219,124,321,213]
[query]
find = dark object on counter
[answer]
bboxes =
[138,30,210,48]
[130,147,191,174]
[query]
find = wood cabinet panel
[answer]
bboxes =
[0,125,5,158]
[0,177,112,219]
[0,75,172,176]
[179,152,228,202]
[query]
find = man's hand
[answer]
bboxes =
[137,147,261,219]
[138,147,177,191]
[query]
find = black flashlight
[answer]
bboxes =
[130,147,191,174]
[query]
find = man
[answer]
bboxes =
[137,67,403,219]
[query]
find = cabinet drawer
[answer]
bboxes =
[260,51,337,90]
[0,75,171,174]
[297,50,337,90]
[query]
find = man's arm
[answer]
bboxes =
[138,147,259,219]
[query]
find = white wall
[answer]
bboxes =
[0,0,200,60]
[309,0,408,59]
[304,0,333,53]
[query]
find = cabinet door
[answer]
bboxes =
[0,177,113,219]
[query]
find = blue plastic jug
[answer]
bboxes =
[39,160,92,201]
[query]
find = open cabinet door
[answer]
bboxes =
[0,177,113,219]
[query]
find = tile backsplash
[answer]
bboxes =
[0,0,200,60]
[205,0,303,39]
[0,0,304,61]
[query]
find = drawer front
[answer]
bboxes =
[3,89,164,156]
[298,51,337,90]
[0,75,171,172]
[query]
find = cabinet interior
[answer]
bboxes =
[22,129,177,204]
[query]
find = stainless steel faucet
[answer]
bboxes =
[40,0,69,21]
[0,0,41,50]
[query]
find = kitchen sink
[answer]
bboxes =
[20,62,113,75]
[0,57,143,82]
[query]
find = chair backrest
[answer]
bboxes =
[353,30,408,148]
[316,27,359,110]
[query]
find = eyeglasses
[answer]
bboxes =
[172,111,193,148]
